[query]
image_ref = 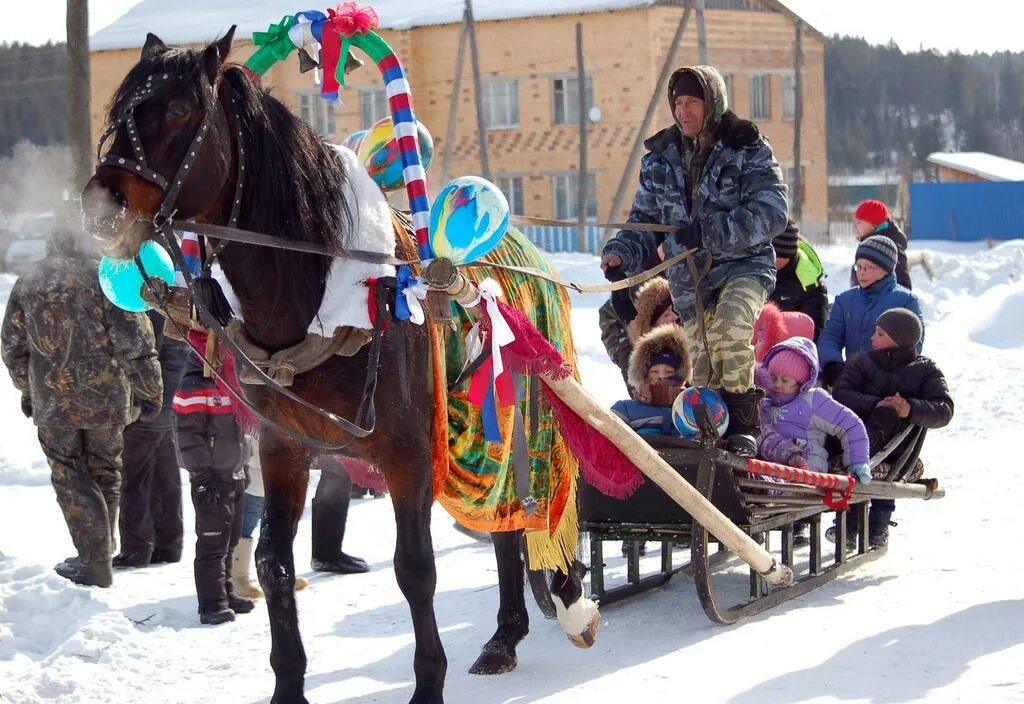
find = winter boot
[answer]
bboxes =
[113,551,152,569]
[311,553,369,574]
[869,508,895,548]
[149,548,182,564]
[226,582,256,615]
[55,558,114,588]
[719,389,764,457]
[229,537,264,599]
[199,607,235,625]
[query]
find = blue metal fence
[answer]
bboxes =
[910,182,1024,241]
[519,225,604,254]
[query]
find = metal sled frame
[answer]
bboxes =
[581,425,938,624]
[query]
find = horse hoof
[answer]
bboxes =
[555,596,600,650]
[566,610,600,649]
[468,641,518,675]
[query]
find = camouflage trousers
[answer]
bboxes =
[682,277,766,393]
[38,426,123,563]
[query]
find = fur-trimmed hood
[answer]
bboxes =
[627,277,672,342]
[628,323,692,404]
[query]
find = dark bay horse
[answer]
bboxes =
[82,30,594,704]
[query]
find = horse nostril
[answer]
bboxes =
[110,189,129,210]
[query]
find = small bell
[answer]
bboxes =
[297,48,319,74]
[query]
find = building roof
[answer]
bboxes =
[927,151,1024,182]
[90,0,820,51]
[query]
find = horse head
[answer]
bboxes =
[83,28,237,258]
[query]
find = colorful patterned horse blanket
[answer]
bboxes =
[412,225,579,573]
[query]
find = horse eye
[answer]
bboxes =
[168,102,191,119]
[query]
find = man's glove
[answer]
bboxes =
[139,399,162,422]
[848,462,872,485]
[821,361,845,388]
[20,396,32,418]
[678,219,702,250]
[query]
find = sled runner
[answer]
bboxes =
[579,420,941,624]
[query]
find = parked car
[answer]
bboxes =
[4,237,48,275]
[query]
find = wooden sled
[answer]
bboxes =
[579,425,942,624]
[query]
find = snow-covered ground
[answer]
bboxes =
[2,240,1024,703]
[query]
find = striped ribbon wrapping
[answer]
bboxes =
[245,7,436,262]
[745,457,855,510]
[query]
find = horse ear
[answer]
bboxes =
[202,26,236,84]
[141,33,166,59]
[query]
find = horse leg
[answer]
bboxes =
[550,559,600,649]
[256,435,311,704]
[388,459,447,703]
[468,529,529,675]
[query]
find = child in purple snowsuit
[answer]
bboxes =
[757,337,871,483]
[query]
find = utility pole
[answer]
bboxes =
[792,20,804,222]
[696,0,708,65]
[67,0,91,191]
[606,1,692,228]
[575,22,589,252]
[441,10,470,184]
[465,0,490,181]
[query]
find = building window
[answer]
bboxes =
[360,88,389,127]
[552,173,598,221]
[297,92,336,138]
[482,80,519,129]
[495,176,525,216]
[749,74,771,120]
[783,74,796,120]
[552,76,594,125]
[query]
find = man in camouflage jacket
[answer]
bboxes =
[1,225,162,587]
[601,65,788,455]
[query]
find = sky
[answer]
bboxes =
[0,0,1022,54]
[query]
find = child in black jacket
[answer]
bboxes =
[832,307,953,547]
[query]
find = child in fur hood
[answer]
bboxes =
[757,337,871,484]
[611,321,691,435]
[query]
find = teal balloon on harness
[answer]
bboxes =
[672,386,729,438]
[428,176,510,265]
[97,240,175,312]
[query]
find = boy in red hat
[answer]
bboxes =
[852,199,911,289]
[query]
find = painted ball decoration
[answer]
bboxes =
[357,117,434,191]
[428,176,510,265]
[98,240,175,312]
[341,128,367,153]
[672,386,729,439]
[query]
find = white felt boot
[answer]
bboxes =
[230,537,264,599]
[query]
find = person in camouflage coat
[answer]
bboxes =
[1,224,162,587]
[601,65,789,455]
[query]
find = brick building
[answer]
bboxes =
[89,0,828,243]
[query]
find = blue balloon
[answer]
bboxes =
[98,240,175,312]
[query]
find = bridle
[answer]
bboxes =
[95,67,385,453]
[95,70,244,230]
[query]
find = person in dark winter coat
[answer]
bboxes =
[611,321,692,435]
[1,224,162,588]
[114,311,188,568]
[173,329,254,625]
[599,297,634,388]
[832,307,954,547]
[851,199,912,289]
[757,338,870,482]
[601,65,788,456]
[770,220,829,338]
[817,235,924,388]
